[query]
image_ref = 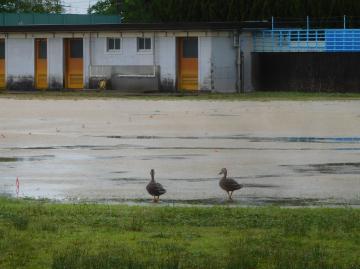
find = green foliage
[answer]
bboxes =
[89,0,360,22]
[88,0,119,15]
[0,0,63,13]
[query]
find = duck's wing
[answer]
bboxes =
[226,178,243,190]
[154,182,166,195]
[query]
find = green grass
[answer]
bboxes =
[2,90,360,101]
[0,198,359,268]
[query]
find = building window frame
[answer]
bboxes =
[106,37,122,54]
[137,37,152,54]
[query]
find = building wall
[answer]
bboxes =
[83,37,91,88]
[48,37,63,89]
[6,38,34,90]
[89,35,178,91]
[156,36,176,91]
[91,36,155,66]
[240,32,255,92]
[211,36,237,93]
[198,36,212,91]
[1,31,249,92]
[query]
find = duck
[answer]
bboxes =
[146,169,166,202]
[218,168,243,200]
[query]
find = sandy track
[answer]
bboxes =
[0,99,360,206]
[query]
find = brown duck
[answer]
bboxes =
[219,168,243,200]
[146,169,166,202]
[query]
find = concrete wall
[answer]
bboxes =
[198,37,212,91]
[211,36,237,93]
[83,37,90,88]
[240,32,254,92]
[156,36,176,91]
[6,38,34,90]
[91,36,155,66]
[48,38,63,89]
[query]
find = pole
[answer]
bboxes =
[307,16,310,30]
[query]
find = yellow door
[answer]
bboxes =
[178,37,198,91]
[64,38,83,89]
[35,39,48,89]
[0,39,5,89]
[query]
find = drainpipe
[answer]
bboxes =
[89,33,92,87]
[236,31,242,93]
[153,31,156,78]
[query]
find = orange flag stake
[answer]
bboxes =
[16,177,20,198]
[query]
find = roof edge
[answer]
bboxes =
[0,21,270,32]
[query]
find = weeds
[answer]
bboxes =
[10,213,29,230]
[3,91,360,101]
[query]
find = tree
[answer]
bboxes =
[88,0,117,15]
[0,0,63,13]
[88,0,360,23]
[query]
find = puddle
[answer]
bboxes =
[283,162,360,175]
[0,157,18,162]
[110,178,147,183]
[62,196,358,207]
[208,114,241,117]
[101,135,360,144]
[139,154,204,161]
[0,155,55,162]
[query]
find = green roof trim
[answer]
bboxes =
[0,13,121,26]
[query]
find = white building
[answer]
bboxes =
[0,14,268,92]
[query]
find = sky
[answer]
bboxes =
[62,0,98,14]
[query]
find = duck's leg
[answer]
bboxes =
[226,191,231,200]
[153,196,157,203]
[229,191,234,200]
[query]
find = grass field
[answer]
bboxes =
[2,90,360,101]
[0,198,359,269]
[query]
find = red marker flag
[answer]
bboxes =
[16,177,20,197]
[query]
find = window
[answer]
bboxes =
[0,40,4,60]
[70,39,83,58]
[39,40,47,59]
[107,38,121,52]
[183,38,198,58]
[137,37,152,51]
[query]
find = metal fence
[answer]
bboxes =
[254,16,360,52]
[254,29,360,52]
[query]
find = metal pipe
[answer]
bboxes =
[236,31,242,93]
[152,31,157,79]
[307,16,310,30]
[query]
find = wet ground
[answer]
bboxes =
[0,99,360,206]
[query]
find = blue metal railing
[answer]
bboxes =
[254,29,360,52]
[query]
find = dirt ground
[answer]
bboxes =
[0,98,360,206]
